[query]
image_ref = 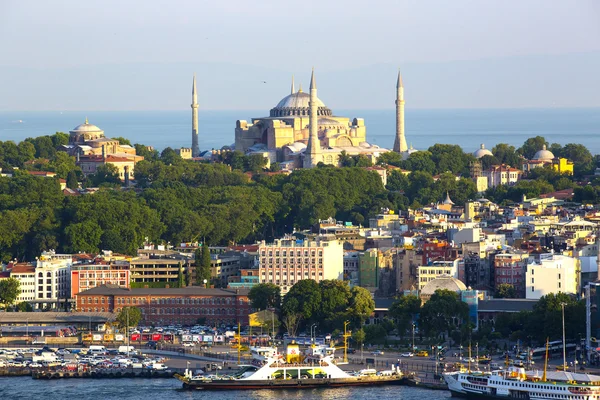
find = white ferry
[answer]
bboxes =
[444,366,600,399]
[176,343,404,390]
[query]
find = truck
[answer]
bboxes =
[118,345,136,355]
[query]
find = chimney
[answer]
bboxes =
[124,166,130,186]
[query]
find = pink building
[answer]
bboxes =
[71,262,130,299]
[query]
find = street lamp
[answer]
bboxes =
[203,279,207,289]
[412,323,415,352]
[310,323,318,344]
[476,342,479,370]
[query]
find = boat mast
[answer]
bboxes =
[542,338,549,382]
[468,344,471,373]
[343,320,350,363]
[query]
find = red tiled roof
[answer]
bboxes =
[10,264,35,273]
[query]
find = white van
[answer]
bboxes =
[490,362,503,370]
[88,345,107,355]
[118,346,136,355]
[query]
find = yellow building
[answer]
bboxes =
[552,157,574,175]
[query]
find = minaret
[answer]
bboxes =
[393,70,408,153]
[304,68,320,168]
[191,74,200,158]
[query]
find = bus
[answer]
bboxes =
[530,341,577,360]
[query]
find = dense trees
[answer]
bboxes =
[249,283,282,310]
[115,306,142,330]
[493,293,584,344]
[0,133,598,262]
[280,280,375,334]
[420,289,469,338]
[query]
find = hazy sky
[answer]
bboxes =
[1,0,599,110]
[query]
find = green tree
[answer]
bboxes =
[88,164,121,187]
[492,143,521,167]
[376,152,403,167]
[66,170,79,189]
[518,136,548,160]
[402,151,436,174]
[115,306,143,331]
[338,151,354,167]
[195,244,211,286]
[0,278,21,310]
[282,279,322,326]
[420,289,468,337]
[16,301,33,312]
[249,283,281,310]
[177,263,185,288]
[389,294,421,335]
[352,328,366,349]
[495,284,517,299]
[348,286,375,326]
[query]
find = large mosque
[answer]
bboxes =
[231,69,408,169]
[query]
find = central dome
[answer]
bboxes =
[69,118,105,144]
[270,90,332,118]
[533,145,555,161]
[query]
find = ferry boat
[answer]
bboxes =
[175,343,404,390]
[444,366,600,399]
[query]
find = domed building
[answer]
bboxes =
[473,144,493,159]
[69,118,105,144]
[60,119,143,183]
[532,145,555,161]
[235,72,389,168]
[522,144,574,175]
[420,275,467,302]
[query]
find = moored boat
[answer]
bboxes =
[175,343,404,390]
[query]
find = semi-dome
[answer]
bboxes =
[473,143,493,159]
[69,118,105,144]
[421,275,467,296]
[270,89,332,118]
[533,145,555,161]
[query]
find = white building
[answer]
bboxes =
[8,263,36,303]
[258,236,343,294]
[35,251,72,310]
[525,254,578,300]
[417,259,461,291]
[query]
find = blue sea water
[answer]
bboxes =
[0,377,451,400]
[1,108,599,155]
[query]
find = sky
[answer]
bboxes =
[1,0,599,111]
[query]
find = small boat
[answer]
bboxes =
[175,342,405,390]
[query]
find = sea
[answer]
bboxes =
[0,377,451,400]
[1,108,599,155]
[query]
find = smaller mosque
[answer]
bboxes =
[473,144,493,159]
[522,145,574,175]
[59,119,143,181]
[235,69,404,169]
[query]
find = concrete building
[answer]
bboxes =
[493,252,529,297]
[71,262,130,299]
[76,285,251,326]
[34,251,72,310]
[129,257,190,287]
[343,251,359,287]
[257,236,343,294]
[417,259,461,291]
[483,164,522,188]
[525,254,579,299]
[7,263,36,303]
[395,248,421,292]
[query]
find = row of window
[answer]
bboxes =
[81,296,246,306]
[78,273,127,279]
[261,250,323,257]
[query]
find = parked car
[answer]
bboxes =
[400,352,414,357]
[416,351,429,357]
[182,342,195,348]
[372,350,384,356]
